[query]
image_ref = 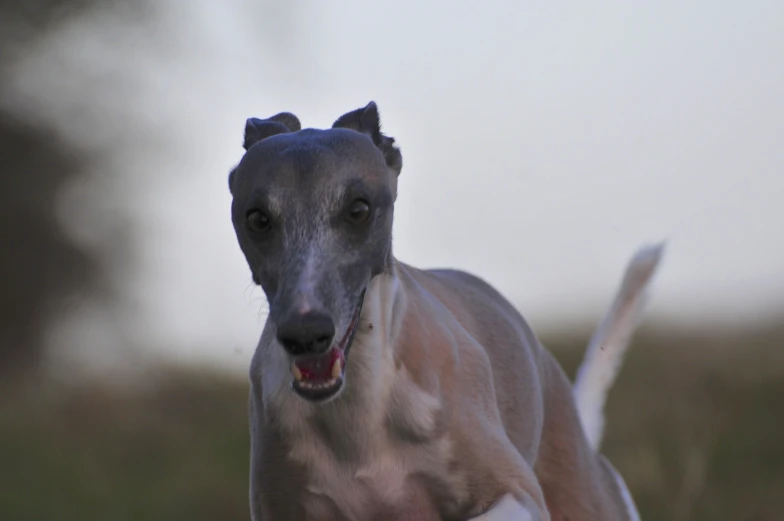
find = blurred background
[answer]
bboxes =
[1,1,782,520]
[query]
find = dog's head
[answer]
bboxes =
[229,102,402,402]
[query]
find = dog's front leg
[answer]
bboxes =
[249,387,266,521]
[466,493,547,521]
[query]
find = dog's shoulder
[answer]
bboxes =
[418,267,523,323]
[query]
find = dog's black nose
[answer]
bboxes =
[276,311,336,356]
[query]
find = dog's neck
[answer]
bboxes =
[313,264,410,420]
[269,261,442,461]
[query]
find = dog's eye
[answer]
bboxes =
[345,199,371,224]
[246,209,271,233]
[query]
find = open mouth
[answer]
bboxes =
[289,291,365,402]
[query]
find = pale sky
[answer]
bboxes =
[8,0,783,374]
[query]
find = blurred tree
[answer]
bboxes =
[0,116,102,377]
[0,0,109,378]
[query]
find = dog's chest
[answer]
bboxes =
[272,365,467,520]
[297,449,442,521]
[284,410,460,520]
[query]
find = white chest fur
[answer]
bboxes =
[293,436,445,519]
[280,369,466,520]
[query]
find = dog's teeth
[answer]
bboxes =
[331,358,342,379]
[291,364,303,382]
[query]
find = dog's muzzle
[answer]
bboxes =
[289,291,365,401]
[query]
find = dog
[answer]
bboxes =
[228,101,663,520]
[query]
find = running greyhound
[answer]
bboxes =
[228,101,663,521]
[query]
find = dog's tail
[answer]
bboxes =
[573,243,665,451]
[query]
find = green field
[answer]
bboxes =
[2,322,782,521]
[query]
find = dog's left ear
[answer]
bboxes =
[333,101,402,176]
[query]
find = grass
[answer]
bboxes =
[548,321,784,521]
[0,372,250,521]
[1,322,782,520]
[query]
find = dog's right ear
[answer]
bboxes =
[230,112,301,194]
[243,112,301,151]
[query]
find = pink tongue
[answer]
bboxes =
[295,348,342,381]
